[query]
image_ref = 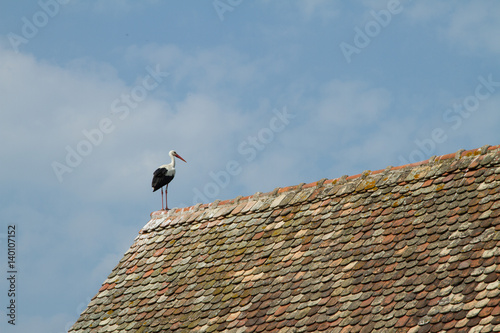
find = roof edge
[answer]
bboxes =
[145,144,499,230]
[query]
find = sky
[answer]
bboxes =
[0,0,499,332]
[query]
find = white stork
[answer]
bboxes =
[152,150,187,210]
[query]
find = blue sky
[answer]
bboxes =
[0,1,499,332]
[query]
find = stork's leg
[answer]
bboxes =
[165,184,169,210]
[161,187,164,210]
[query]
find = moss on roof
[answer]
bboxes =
[70,144,500,333]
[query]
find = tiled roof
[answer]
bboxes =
[70,144,500,333]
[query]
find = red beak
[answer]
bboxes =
[175,153,187,163]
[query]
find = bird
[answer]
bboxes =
[152,150,187,210]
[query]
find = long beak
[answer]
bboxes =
[175,154,187,163]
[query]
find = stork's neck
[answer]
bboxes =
[169,153,176,168]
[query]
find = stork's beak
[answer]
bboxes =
[175,153,187,163]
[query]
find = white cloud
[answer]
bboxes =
[216,79,396,197]
[285,79,393,157]
[316,80,392,126]
[446,94,500,148]
[71,0,160,15]
[296,0,340,21]
[258,0,339,22]
[444,2,500,55]
[125,43,273,95]
[405,1,500,55]
[85,92,253,206]
[0,45,157,331]
[404,0,453,22]
[0,42,253,206]
[0,46,127,187]
[0,43,271,209]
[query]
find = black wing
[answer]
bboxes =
[152,167,174,192]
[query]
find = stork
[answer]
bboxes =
[152,150,187,210]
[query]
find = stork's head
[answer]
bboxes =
[170,150,187,163]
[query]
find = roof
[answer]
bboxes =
[70,144,500,333]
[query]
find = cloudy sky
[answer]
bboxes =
[0,1,499,332]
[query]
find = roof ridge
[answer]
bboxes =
[146,144,500,231]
